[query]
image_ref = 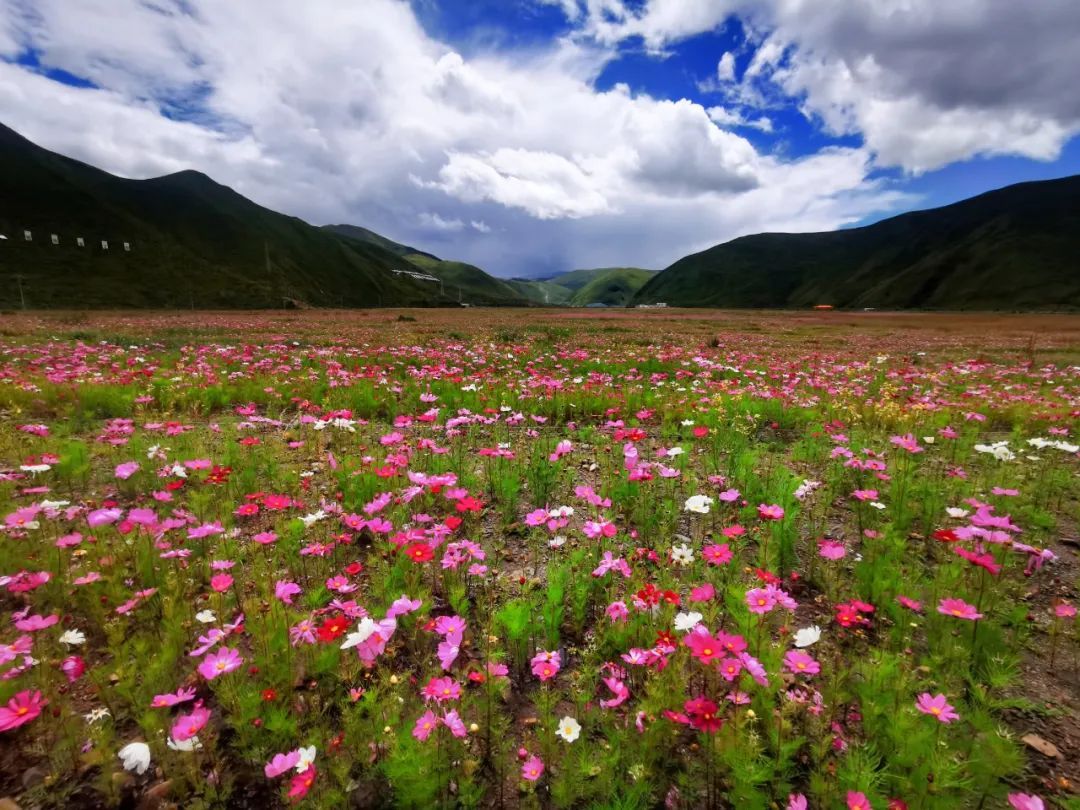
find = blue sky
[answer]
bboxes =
[2,0,1079,276]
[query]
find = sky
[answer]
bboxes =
[2,0,1080,278]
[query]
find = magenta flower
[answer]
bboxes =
[521,754,544,781]
[210,573,234,592]
[937,598,983,620]
[442,709,467,738]
[151,687,197,708]
[170,705,210,742]
[114,461,140,479]
[413,710,438,741]
[422,676,461,703]
[275,580,301,604]
[1008,794,1045,810]
[265,750,301,778]
[818,540,846,560]
[702,544,732,565]
[757,504,785,520]
[198,647,243,680]
[0,690,47,732]
[915,693,959,723]
[60,655,86,683]
[783,650,820,676]
[746,587,777,614]
[788,795,808,810]
[530,650,561,681]
[846,792,871,810]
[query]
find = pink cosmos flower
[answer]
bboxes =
[151,687,197,708]
[114,461,140,479]
[198,647,243,680]
[818,540,846,560]
[265,750,301,778]
[87,508,123,527]
[788,795,808,810]
[758,504,785,521]
[170,705,210,741]
[717,657,743,682]
[937,598,983,620]
[14,613,59,632]
[60,655,86,683]
[897,596,923,612]
[746,587,777,614]
[210,574,233,592]
[275,580,301,604]
[387,595,423,618]
[442,709,467,738]
[702,544,733,565]
[684,629,721,664]
[606,601,629,622]
[915,693,959,723]
[422,676,461,703]
[783,650,820,676]
[521,754,544,781]
[847,792,871,810]
[1008,794,1045,810]
[413,710,438,741]
[0,690,46,732]
[288,767,316,799]
[690,583,716,602]
[1055,603,1076,619]
[600,675,630,708]
[531,650,561,681]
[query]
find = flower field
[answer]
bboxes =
[0,309,1078,809]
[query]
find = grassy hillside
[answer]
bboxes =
[568,267,656,307]
[0,122,453,309]
[322,224,438,261]
[510,267,655,306]
[632,175,1080,310]
[400,253,528,306]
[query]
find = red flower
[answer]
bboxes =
[406,543,435,564]
[317,616,349,642]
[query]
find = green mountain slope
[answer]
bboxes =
[509,267,655,306]
[505,278,574,305]
[398,253,528,306]
[0,122,451,309]
[322,223,438,261]
[632,175,1080,310]
[568,267,656,306]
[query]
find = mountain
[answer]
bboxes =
[320,225,526,306]
[322,223,439,262]
[511,267,655,306]
[0,121,482,309]
[567,268,656,307]
[632,175,1080,310]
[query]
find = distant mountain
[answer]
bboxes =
[632,175,1080,310]
[0,122,486,309]
[511,267,655,307]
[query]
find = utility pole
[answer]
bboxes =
[14,273,27,310]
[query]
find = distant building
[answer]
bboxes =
[51,234,59,245]
[23,230,31,241]
[101,240,109,250]
[636,302,668,309]
[76,237,85,247]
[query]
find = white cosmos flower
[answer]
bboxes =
[683,495,714,514]
[794,626,822,648]
[666,447,685,457]
[945,507,969,519]
[195,610,217,624]
[340,617,379,650]
[59,629,87,646]
[681,419,695,427]
[20,464,51,474]
[300,510,327,527]
[167,736,202,751]
[549,535,567,549]
[85,707,111,724]
[671,543,694,566]
[295,746,317,771]
[556,716,581,743]
[870,502,886,510]
[118,742,151,775]
[674,611,703,632]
